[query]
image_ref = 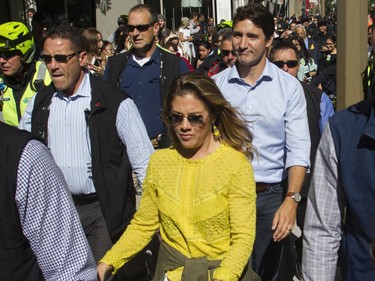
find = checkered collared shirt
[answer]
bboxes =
[16,139,97,280]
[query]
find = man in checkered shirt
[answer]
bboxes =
[302,97,375,280]
[0,122,96,280]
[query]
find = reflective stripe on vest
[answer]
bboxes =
[2,61,51,126]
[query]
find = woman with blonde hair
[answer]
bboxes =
[178,18,196,63]
[98,73,259,281]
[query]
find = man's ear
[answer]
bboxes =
[79,51,88,67]
[153,22,160,36]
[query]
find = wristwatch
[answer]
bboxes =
[286,192,301,203]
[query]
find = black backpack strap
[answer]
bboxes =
[31,84,55,144]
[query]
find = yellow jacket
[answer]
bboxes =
[2,61,51,126]
[101,143,256,281]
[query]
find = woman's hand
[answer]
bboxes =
[89,64,104,76]
[97,262,114,281]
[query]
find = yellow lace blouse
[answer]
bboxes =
[100,143,256,281]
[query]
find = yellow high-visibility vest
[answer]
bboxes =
[2,61,51,126]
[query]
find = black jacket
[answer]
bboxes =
[105,46,181,110]
[104,47,183,148]
[300,82,322,197]
[0,122,44,280]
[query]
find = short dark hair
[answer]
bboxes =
[129,4,158,23]
[233,3,274,41]
[190,11,198,18]
[326,34,337,44]
[218,27,232,43]
[165,41,177,52]
[268,41,300,62]
[197,40,211,50]
[45,25,86,52]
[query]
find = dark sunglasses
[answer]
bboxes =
[40,51,82,64]
[168,113,205,127]
[221,49,236,56]
[127,23,155,32]
[273,60,299,69]
[0,51,21,60]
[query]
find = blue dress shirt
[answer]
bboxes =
[103,47,191,138]
[213,60,310,183]
[320,92,335,133]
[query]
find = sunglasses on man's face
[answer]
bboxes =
[0,51,21,60]
[40,51,82,64]
[273,60,299,69]
[168,113,206,127]
[221,49,236,56]
[126,23,155,32]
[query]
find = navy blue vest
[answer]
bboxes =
[330,98,375,280]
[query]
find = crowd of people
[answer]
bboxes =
[0,2,375,281]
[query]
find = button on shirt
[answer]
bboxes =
[213,60,310,183]
[120,52,163,138]
[19,73,154,195]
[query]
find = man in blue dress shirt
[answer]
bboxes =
[103,4,191,149]
[213,3,310,280]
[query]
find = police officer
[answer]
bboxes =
[0,21,51,126]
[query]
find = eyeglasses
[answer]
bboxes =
[273,60,299,69]
[221,49,235,56]
[105,48,114,53]
[40,51,82,64]
[168,113,205,127]
[126,23,155,32]
[0,51,21,60]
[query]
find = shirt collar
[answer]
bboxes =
[227,59,273,87]
[129,46,161,66]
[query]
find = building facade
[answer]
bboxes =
[1,0,316,40]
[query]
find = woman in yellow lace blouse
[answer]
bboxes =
[98,73,257,281]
